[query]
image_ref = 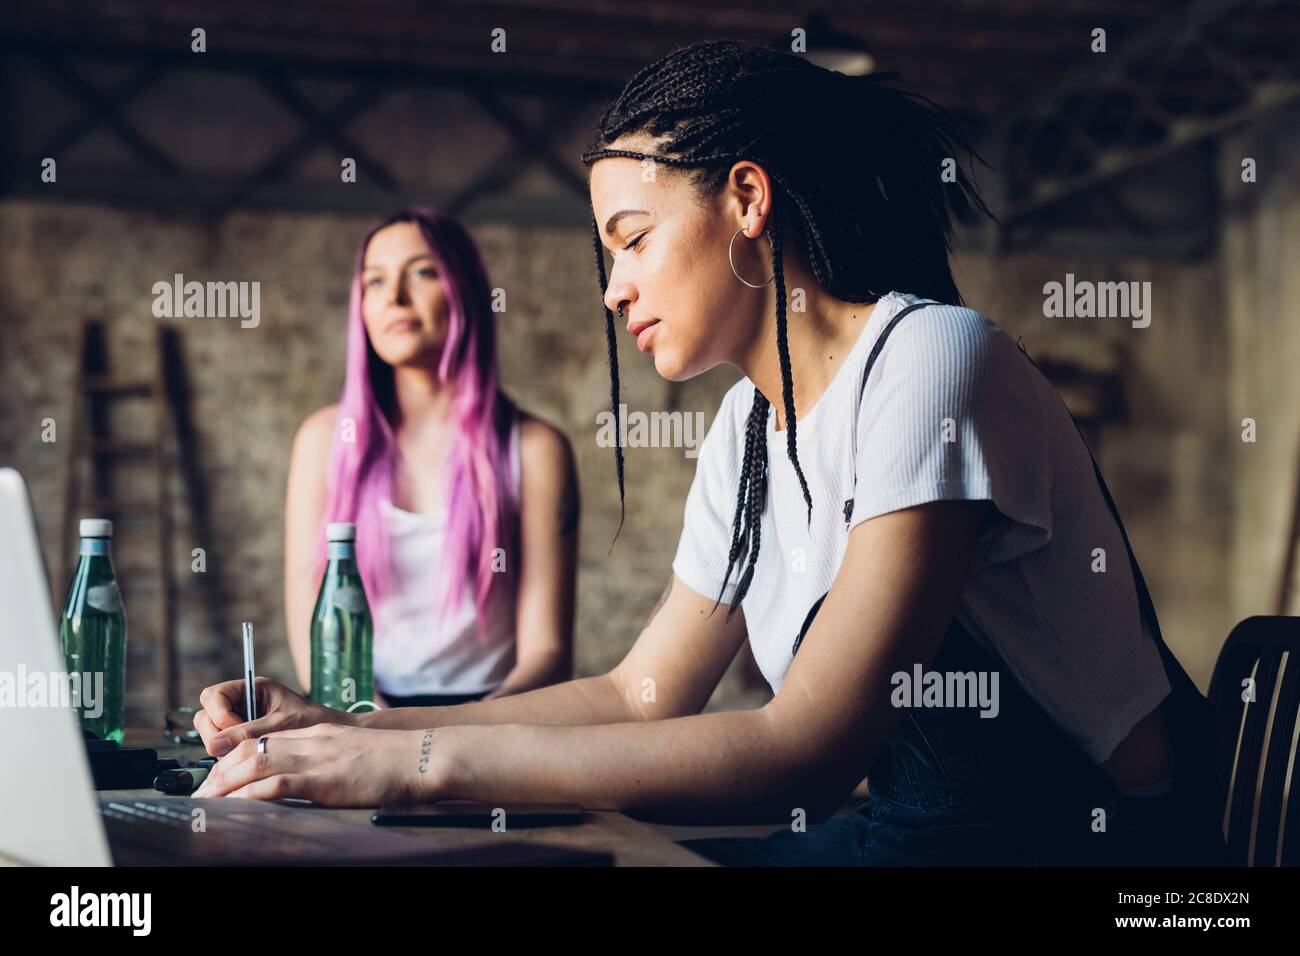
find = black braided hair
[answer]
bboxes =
[581,39,993,610]
[590,216,626,542]
[768,216,812,527]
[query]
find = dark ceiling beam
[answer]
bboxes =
[35,53,179,176]
[1,0,1170,39]
[0,38,624,100]
[257,71,399,192]
[465,89,590,200]
[209,80,390,217]
[444,98,587,217]
[0,36,1094,114]
[994,0,1300,223]
[3,63,165,196]
[0,12,1154,63]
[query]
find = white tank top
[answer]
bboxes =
[371,418,521,696]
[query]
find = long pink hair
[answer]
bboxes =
[321,208,517,634]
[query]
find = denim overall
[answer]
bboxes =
[681,302,1228,867]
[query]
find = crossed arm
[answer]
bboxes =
[196,499,988,823]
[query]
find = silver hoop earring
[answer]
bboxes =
[728,228,774,288]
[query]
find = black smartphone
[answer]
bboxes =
[371,801,586,828]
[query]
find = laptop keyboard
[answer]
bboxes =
[102,799,361,860]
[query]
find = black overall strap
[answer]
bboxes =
[797,299,939,653]
[842,300,941,526]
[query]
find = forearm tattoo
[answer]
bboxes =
[418,729,435,774]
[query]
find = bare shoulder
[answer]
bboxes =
[291,404,339,467]
[285,404,338,519]
[515,408,578,536]
[516,409,575,476]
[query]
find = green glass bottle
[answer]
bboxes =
[310,522,374,711]
[59,518,127,743]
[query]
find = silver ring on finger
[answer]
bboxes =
[257,735,269,755]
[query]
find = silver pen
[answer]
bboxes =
[242,621,258,721]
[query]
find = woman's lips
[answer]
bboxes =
[629,319,660,352]
[385,318,421,334]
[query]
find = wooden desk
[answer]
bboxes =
[0,729,713,867]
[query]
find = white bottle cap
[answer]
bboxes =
[326,522,356,542]
[79,518,113,538]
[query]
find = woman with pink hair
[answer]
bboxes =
[282,208,577,707]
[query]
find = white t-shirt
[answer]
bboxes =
[370,418,522,696]
[672,291,1171,763]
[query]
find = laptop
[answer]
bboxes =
[0,468,610,867]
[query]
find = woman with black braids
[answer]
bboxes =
[190,40,1225,868]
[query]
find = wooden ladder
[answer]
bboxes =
[60,321,177,716]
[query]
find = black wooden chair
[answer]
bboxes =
[1207,616,1300,866]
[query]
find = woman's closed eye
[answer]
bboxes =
[623,232,647,252]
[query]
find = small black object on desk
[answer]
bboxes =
[82,729,217,790]
[84,740,160,790]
